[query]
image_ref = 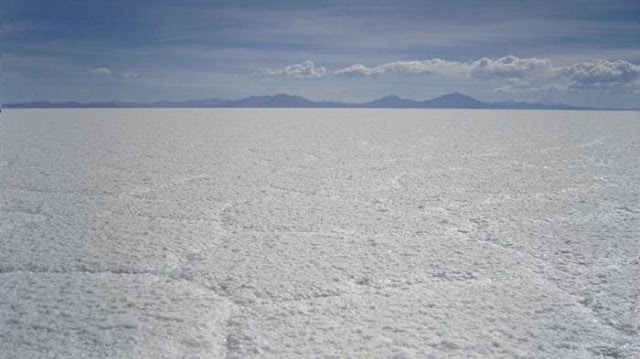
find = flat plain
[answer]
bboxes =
[0,109,638,358]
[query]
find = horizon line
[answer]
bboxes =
[3,92,638,111]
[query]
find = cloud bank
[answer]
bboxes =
[263,56,640,93]
[335,58,473,78]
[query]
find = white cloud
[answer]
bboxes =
[376,58,469,76]
[123,72,140,80]
[469,56,555,80]
[375,59,471,77]
[333,56,554,81]
[333,59,471,78]
[488,58,640,93]
[261,60,326,79]
[89,68,144,81]
[256,56,640,93]
[562,60,640,93]
[332,55,640,93]
[90,67,111,75]
[334,64,375,77]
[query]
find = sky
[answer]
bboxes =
[3,0,640,108]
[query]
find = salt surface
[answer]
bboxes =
[1,109,638,358]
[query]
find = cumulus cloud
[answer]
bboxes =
[333,59,469,78]
[333,56,554,81]
[332,55,640,93]
[469,56,555,81]
[561,60,640,93]
[90,67,111,75]
[334,64,375,77]
[261,60,326,79]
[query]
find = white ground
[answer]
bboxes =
[0,109,638,358]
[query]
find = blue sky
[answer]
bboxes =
[4,0,640,107]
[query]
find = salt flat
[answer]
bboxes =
[0,109,638,358]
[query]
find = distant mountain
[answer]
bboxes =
[357,93,594,109]
[151,98,228,107]
[362,95,422,108]
[227,94,316,107]
[492,100,588,110]
[3,98,229,108]
[4,93,605,110]
[423,92,494,109]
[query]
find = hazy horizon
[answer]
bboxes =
[5,91,639,110]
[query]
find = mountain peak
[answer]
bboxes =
[231,93,315,107]
[437,92,475,100]
[426,92,492,108]
[365,95,414,107]
[272,93,299,99]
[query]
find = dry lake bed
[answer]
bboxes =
[0,109,638,358]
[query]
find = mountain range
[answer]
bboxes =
[3,92,603,110]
